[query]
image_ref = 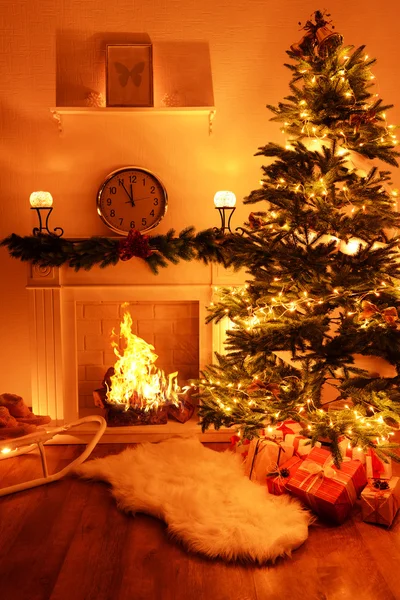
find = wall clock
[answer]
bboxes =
[97,166,168,236]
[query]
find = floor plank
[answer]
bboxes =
[0,443,400,600]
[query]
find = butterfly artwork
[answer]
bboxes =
[114,62,145,88]
[107,44,153,107]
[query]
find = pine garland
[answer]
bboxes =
[1,228,232,274]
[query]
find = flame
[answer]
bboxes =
[107,311,180,411]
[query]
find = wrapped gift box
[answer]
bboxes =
[266,455,304,495]
[285,433,321,457]
[286,447,367,524]
[244,438,294,485]
[338,437,366,464]
[361,478,400,527]
[365,449,392,480]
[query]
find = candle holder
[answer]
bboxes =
[213,191,236,234]
[30,192,64,237]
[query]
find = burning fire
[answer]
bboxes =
[106,311,180,411]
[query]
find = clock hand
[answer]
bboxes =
[121,182,134,206]
[132,196,150,202]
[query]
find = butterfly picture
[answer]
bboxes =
[114,62,145,87]
[107,44,153,107]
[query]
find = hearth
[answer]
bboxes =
[26,261,238,442]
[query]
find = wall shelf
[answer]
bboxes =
[50,106,216,134]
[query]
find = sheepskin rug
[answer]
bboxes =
[76,437,310,563]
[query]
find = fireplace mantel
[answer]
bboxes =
[27,261,245,442]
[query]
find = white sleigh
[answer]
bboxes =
[0,415,106,497]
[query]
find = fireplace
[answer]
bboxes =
[77,300,199,414]
[26,260,237,442]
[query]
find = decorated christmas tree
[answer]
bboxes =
[198,10,400,464]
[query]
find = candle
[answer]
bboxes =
[29,191,53,208]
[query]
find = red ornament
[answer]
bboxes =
[118,229,153,261]
[248,212,266,230]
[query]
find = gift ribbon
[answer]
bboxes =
[298,455,356,511]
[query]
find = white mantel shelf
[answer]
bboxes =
[50,106,215,114]
[50,106,216,134]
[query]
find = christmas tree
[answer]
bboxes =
[198,10,400,464]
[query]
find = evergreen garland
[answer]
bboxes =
[1,228,232,274]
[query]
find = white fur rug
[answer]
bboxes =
[76,437,310,563]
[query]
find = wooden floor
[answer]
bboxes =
[1,443,400,600]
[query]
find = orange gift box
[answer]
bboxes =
[361,478,400,527]
[286,447,367,524]
[244,438,294,485]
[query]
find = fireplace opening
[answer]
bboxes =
[77,300,200,423]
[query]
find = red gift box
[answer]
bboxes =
[286,447,367,524]
[285,433,321,457]
[266,455,304,495]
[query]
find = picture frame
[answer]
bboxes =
[106,44,153,107]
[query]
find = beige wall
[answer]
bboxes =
[1,0,399,400]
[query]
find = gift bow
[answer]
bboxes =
[299,458,336,483]
[360,301,398,326]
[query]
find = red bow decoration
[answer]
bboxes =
[246,379,280,398]
[118,229,153,261]
[248,212,266,230]
[360,301,398,327]
[349,109,377,133]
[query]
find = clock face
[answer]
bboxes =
[97,167,168,236]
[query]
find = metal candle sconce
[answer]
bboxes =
[30,192,64,237]
[214,191,236,234]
